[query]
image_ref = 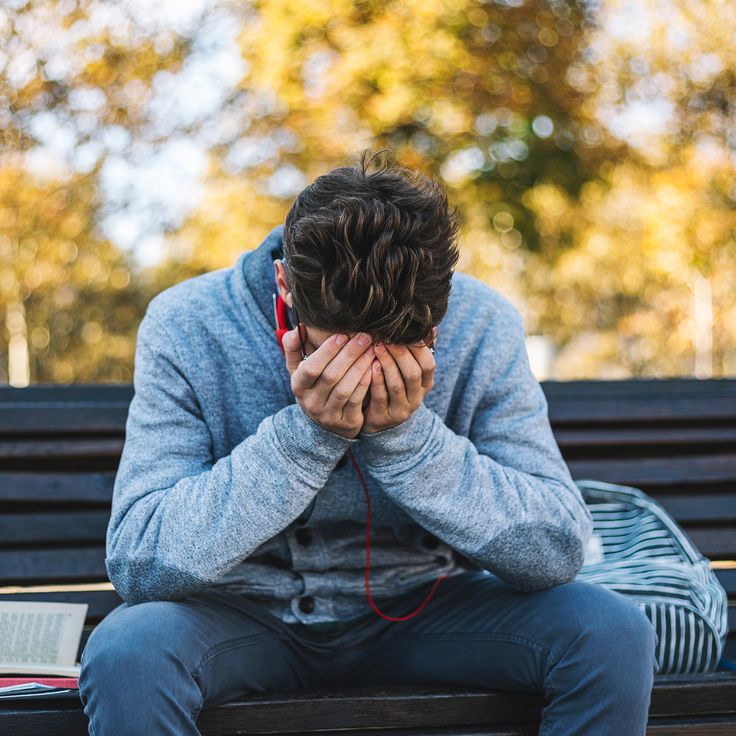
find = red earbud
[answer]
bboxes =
[273,293,291,354]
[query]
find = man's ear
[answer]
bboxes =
[273,259,294,307]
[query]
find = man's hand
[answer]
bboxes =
[282,325,376,439]
[361,327,437,434]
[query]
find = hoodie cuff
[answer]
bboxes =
[271,402,358,473]
[358,402,437,468]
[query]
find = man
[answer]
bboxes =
[79,150,657,735]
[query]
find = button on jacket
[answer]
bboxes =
[105,224,594,623]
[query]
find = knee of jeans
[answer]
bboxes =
[80,600,189,681]
[598,591,654,653]
[546,582,654,652]
[570,583,656,661]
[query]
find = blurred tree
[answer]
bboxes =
[163,0,603,318]
[0,165,145,382]
[522,0,736,376]
[210,0,736,377]
[0,0,193,383]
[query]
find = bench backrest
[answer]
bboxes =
[1,380,734,662]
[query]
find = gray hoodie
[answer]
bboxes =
[105,224,593,623]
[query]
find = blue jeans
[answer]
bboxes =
[78,570,658,735]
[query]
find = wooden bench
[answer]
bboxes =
[1,379,734,735]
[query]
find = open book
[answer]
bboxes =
[0,601,88,677]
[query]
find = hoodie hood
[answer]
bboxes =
[238,223,285,332]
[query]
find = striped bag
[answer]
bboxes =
[574,479,730,674]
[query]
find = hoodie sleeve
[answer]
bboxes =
[357,310,593,593]
[106,301,357,605]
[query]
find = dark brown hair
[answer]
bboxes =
[281,148,461,345]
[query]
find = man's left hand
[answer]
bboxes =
[361,328,437,434]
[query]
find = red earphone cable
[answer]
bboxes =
[347,447,447,621]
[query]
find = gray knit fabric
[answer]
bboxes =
[106,224,593,623]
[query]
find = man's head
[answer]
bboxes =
[274,149,460,353]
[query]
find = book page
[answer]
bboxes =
[0,601,88,676]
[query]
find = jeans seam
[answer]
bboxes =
[536,626,589,736]
[79,684,96,736]
[191,694,205,724]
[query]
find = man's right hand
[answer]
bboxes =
[282,325,377,439]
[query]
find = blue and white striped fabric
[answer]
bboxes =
[574,479,729,674]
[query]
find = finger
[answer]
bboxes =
[343,364,373,423]
[374,342,407,411]
[326,344,375,413]
[368,358,388,408]
[406,342,436,389]
[360,360,387,431]
[291,331,348,393]
[283,323,310,375]
[312,332,374,405]
[385,343,424,405]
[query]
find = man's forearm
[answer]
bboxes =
[357,402,593,592]
[107,401,356,604]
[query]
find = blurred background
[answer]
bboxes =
[2,0,735,386]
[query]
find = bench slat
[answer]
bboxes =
[713,569,736,596]
[568,454,736,486]
[2,477,733,524]
[555,426,736,449]
[542,378,736,399]
[3,382,736,429]
[548,400,736,423]
[0,548,106,584]
[0,511,110,544]
[180,673,736,734]
[0,473,115,503]
[682,528,736,559]
[653,495,736,523]
[0,440,123,466]
[0,409,129,435]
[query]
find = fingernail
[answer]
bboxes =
[336,334,348,345]
[358,333,370,345]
